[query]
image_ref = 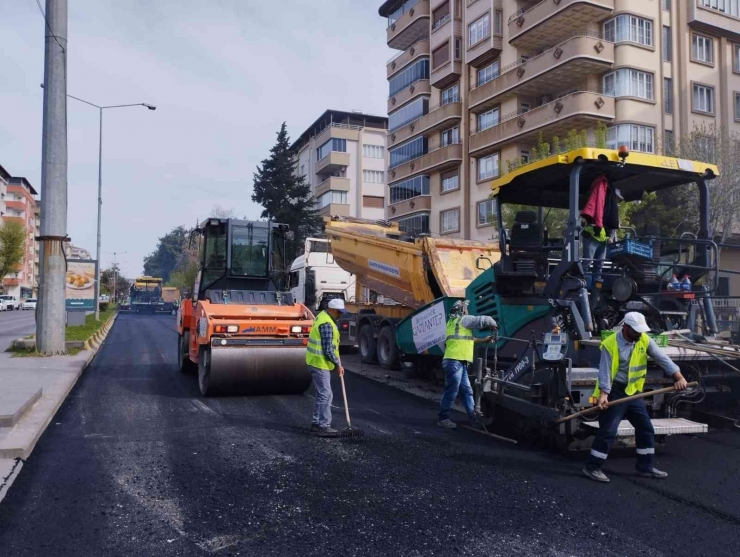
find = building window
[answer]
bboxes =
[520,150,530,163]
[734,44,740,72]
[397,213,430,235]
[603,15,653,47]
[441,126,459,147]
[662,0,670,10]
[432,42,450,69]
[316,138,347,161]
[494,10,503,36]
[664,78,672,114]
[478,153,500,181]
[389,97,429,132]
[388,58,430,97]
[607,124,655,153]
[603,69,654,100]
[468,13,490,47]
[692,34,713,64]
[363,196,385,209]
[693,83,715,113]
[363,170,385,183]
[520,103,530,114]
[441,84,459,105]
[664,130,674,155]
[477,60,499,87]
[477,199,496,227]
[454,37,462,60]
[441,171,459,193]
[316,190,347,209]
[389,176,430,204]
[699,0,740,17]
[363,144,385,158]
[440,208,460,234]
[389,136,427,168]
[663,26,671,61]
[477,107,500,131]
[735,92,740,120]
[432,1,450,30]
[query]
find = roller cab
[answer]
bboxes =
[177,218,314,396]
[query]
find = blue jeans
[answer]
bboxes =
[438,359,476,421]
[309,366,333,428]
[582,234,607,280]
[586,383,655,472]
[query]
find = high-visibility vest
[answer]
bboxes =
[583,224,608,243]
[306,311,339,371]
[444,317,475,363]
[592,332,649,398]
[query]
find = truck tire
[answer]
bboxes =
[178,331,196,374]
[377,326,400,370]
[359,324,378,364]
[198,346,213,396]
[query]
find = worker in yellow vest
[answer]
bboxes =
[306,299,346,437]
[437,300,497,430]
[583,312,688,483]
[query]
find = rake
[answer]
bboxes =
[336,372,365,438]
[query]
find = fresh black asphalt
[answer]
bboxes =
[0,314,738,556]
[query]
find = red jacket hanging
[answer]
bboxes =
[581,174,608,228]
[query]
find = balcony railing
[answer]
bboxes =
[432,14,451,32]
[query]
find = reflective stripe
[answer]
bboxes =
[629,364,647,372]
[307,347,323,356]
[628,372,647,384]
[636,447,655,455]
[590,449,608,460]
[446,335,473,340]
[307,338,322,346]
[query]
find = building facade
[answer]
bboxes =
[65,244,93,260]
[291,110,389,221]
[3,176,39,299]
[380,0,740,239]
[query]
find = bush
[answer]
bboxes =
[99,302,110,312]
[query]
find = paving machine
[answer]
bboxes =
[177,218,314,396]
[120,276,172,313]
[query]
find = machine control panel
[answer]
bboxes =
[542,332,569,361]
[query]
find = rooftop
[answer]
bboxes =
[8,177,38,196]
[290,109,388,153]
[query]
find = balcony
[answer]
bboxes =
[318,203,350,218]
[388,40,430,78]
[316,176,351,197]
[389,79,432,114]
[315,123,361,148]
[388,195,432,219]
[689,2,740,37]
[315,151,350,176]
[387,0,431,51]
[508,0,615,51]
[469,90,614,155]
[388,142,463,183]
[389,101,463,147]
[431,60,462,89]
[468,34,504,67]
[470,33,614,112]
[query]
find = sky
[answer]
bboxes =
[0,0,389,278]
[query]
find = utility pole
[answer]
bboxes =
[36,0,68,354]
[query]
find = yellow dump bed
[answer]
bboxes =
[323,217,500,309]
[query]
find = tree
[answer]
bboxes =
[210,204,237,219]
[252,123,322,257]
[142,226,189,282]
[0,220,26,285]
[167,241,199,295]
[101,263,130,300]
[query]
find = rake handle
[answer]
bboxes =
[339,372,352,429]
[553,381,698,425]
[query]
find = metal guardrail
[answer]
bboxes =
[509,0,546,23]
[432,14,451,31]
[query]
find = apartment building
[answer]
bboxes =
[0,164,9,217]
[3,176,39,299]
[65,244,93,260]
[380,0,740,239]
[291,110,389,221]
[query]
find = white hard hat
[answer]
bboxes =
[327,298,347,313]
[623,312,650,333]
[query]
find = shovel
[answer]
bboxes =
[336,372,365,438]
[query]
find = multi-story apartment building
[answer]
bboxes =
[0,164,9,217]
[3,176,39,299]
[291,110,389,221]
[380,0,740,239]
[65,244,93,260]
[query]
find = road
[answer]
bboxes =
[0,314,738,556]
[0,309,35,350]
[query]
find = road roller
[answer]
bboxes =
[177,218,314,396]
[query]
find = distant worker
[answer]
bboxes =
[437,300,497,430]
[306,298,347,437]
[581,174,622,280]
[583,312,688,483]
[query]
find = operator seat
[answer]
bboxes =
[494,211,545,294]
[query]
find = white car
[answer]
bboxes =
[0,295,20,311]
[22,298,37,310]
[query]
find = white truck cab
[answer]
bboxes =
[288,238,355,313]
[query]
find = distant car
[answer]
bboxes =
[0,295,20,311]
[22,298,37,310]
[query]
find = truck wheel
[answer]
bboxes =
[198,346,212,396]
[377,326,400,370]
[178,331,196,374]
[359,324,378,364]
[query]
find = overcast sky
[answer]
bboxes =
[0,0,389,278]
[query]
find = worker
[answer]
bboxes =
[306,298,346,437]
[437,300,497,430]
[581,174,623,281]
[582,312,689,483]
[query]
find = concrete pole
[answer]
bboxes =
[36,0,68,354]
[94,109,102,320]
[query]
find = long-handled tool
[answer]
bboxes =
[553,381,698,425]
[336,373,364,438]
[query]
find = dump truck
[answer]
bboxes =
[176,218,314,396]
[325,148,740,449]
[161,287,180,307]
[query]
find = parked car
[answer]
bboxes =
[0,295,20,311]
[22,298,37,310]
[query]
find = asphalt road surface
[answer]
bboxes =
[0,314,738,556]
[0,309,36,350]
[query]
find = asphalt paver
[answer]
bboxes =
[0,314,738,556]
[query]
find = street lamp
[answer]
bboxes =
[104,250,127,304]
[46,86,156,319]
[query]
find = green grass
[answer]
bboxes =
[8,346,83,358]
[65,309,116,341]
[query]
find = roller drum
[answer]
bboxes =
[203,345,311,396]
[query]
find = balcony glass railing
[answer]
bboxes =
[388,0,422,27]
[389,176,430,204]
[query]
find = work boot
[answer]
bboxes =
[310,424,320,433]
[436,419,457,430]
[316,426,338,438]
[582,466,610,483]
[636,467,668,479]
